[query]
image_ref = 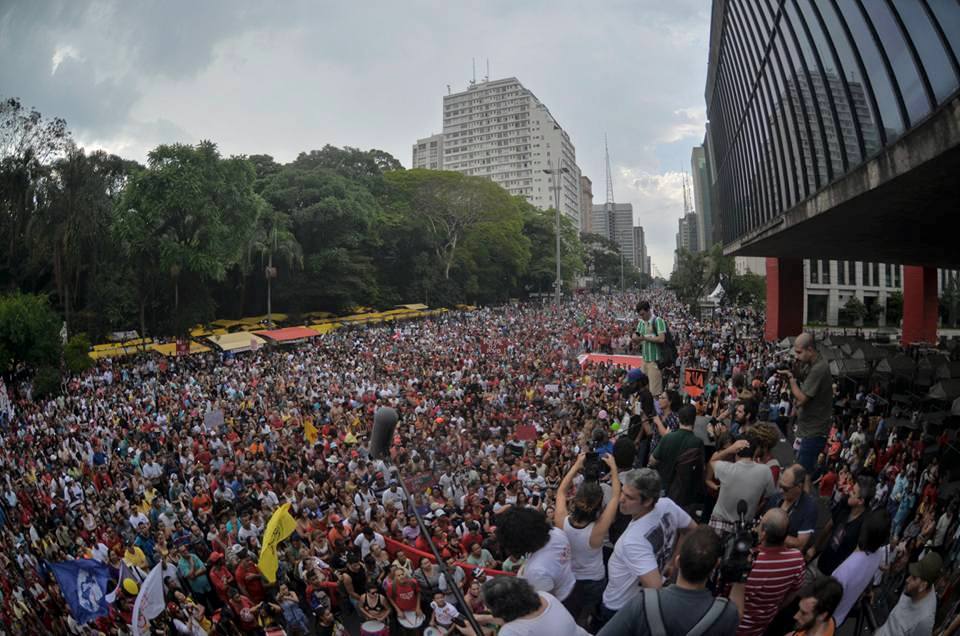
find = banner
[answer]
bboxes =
[175,338,189,356]
[132,563,165,636]
[515,424,538,441]
[684,367,707,397]
[204,409,224,432]
[577,353,645,369]
[49,559,112,624]
[304,417,318,445]
[258,503,297,583]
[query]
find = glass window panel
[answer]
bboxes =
[819,2,883,156]
[927,0,960,70]
[836,0,906,142]
[892,0,959,104]
[797,0,863,168]
[776,20,820,193]
[862,1,931,125]
[822,259,831,284]
[810,259,819,284]
[785,0,837,183]
[772,31,812,197]
[838,259,847,285]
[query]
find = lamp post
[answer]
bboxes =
[543,159,570,308]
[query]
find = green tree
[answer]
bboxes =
[727,272,766,308]
[260,162,381,312]
[0,293,62,373]
[669,248,707,307]
[27,146,136,334]
[0,97,72,289]
[885,291,903,326]
[115,141,262,335]
[839,295,867,326]
[63,333,93,373]
[517,202,583,296]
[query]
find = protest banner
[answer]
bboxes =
[684,367,706,397]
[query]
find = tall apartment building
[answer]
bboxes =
[579,175,593,234]
[676,212,699,253]
[412,77,582,223]
[690,143,715,250]
[591,203,637,266]
[633,226,649,275]
[411,133,445,169]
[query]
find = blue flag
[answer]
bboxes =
[48,559,112,624]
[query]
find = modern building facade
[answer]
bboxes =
[579,175,594,233]
[676,212,700,254]
[413,77,583,223]
[735,256,767,276]
[690,143,716,250]
[633,226,650,275]
[592,203,638,267]
[705,0,960,343]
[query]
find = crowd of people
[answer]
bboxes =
[0,288,958,635]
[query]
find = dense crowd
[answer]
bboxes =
[0,289,957,635]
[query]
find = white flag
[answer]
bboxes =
[132,563,165,636]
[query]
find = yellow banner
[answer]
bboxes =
[257,503,296,583]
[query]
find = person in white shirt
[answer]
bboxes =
[475,576,588,636]
[600,468,697,621]
[496,506,576,605]
[429,591,461,631]
[353,526,385,559]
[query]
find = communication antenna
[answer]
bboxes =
[446,84,451,95]
[485,58,490,82]
[604,134,615,206]
[471,58,476,86]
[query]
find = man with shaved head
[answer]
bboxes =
[739,508,806,636]
[777,332,833,485]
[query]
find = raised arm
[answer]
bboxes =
[590,456,621,549]
[554,454,585,528]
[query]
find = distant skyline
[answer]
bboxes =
[0,0,711,275]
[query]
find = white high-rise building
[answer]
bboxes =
[412,77,582,223]
[411,133,445,169]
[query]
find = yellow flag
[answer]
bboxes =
[304,418,318,445]
[258,503,297,583]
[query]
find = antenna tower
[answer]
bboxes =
[604,134,615,206]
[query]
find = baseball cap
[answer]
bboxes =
[908,552,943,584]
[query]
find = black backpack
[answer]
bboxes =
[667,446,705,513]
[652,319,678,370]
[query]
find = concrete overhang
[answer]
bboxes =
[726,93,960,269]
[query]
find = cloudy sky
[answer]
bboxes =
[1,0,711,275]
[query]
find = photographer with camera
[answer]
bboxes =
[778,333,833,487]
[597,469,697,628]
[555,452,620,626]
[597,526,741,635]
[707,431,777,538]
[739,508,806,636]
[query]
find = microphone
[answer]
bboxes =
[737,499,748,520]
[369,407,398,460]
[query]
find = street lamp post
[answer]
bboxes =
[543,159,570,308]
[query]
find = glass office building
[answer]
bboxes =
[706,0,960,244]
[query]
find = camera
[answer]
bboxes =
[720,499,757,583]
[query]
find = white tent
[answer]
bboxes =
[707,282,725,301]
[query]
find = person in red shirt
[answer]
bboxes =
[384,566,422,633]
[207,552,234,605]
[234,553,266,603]
[226,587,259,633]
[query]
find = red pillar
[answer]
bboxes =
[901,265,938,345]
[765,257,804,342]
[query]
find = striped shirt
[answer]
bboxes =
[738,545,806,636]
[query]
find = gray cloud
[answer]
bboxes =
[0,0,710,274]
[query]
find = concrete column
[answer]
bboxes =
[901,265,938,345]
[765,257,804,342]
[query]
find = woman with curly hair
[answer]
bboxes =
[495,506,576,609]
[554,452,620,627]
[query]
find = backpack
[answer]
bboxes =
[666,446,705,512]
[643,587,730,636]
[652,319,678,370]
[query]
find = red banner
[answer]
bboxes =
[176,338,189,356]
[577,353,644,369]
[684,367,707,397]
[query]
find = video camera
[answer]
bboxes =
[719,499,757,583]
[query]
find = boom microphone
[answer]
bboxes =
[369,407,399,460]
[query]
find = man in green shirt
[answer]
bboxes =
[777,332,833,488]
[650,405,704,513]
[632,300,667,395]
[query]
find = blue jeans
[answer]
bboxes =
[796,436,827,475]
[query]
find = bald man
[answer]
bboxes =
[738,508,807,636]
[777,332,833,481]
